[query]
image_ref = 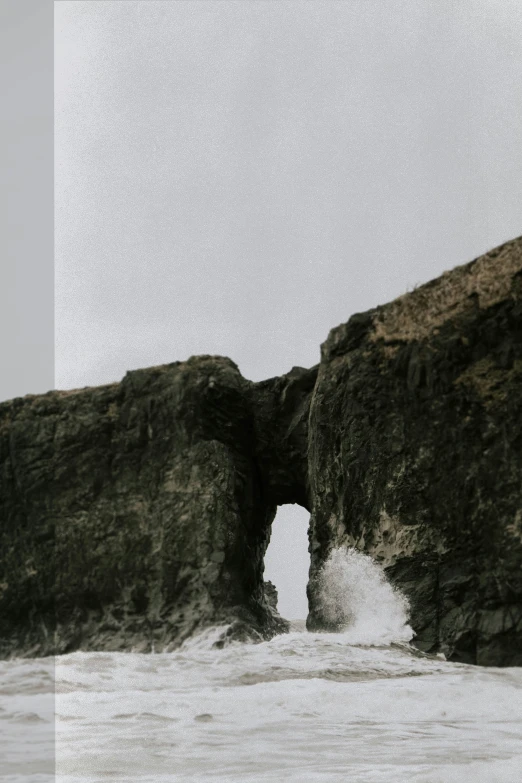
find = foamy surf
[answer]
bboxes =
[311,546,414,645]
[1,547,521,782]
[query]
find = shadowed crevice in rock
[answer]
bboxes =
[250,365,318,511]
[0,235,521,664]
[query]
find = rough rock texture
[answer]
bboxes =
[0,357,307,656]
[249,365,317,511]
[1,235,521,664]
[307,235,522,665]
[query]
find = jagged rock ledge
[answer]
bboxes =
[1,235,521,664]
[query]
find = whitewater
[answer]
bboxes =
[1,549,521,783]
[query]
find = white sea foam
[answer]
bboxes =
[313,546,413,644]
[1,551,521,782]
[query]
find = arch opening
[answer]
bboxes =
[263,504,310,621]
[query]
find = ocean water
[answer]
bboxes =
[1,549,521,783]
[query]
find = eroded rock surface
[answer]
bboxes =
[0,236,521,664]
[0,357,307,656]
[307,235,522,665]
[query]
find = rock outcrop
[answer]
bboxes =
[1,236,521,664]
[307,235,522,665]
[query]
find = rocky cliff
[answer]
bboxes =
[307,235,522,665]
[0,356,315,656]
[1,236,521,664]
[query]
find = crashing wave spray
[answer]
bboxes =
[313,546,413,645]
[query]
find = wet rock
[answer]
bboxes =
[263,580,279,612]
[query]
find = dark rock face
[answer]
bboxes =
[250,365,318,511]
[307,236,522,665]
[1,236,521,664]
[0,357,299,656]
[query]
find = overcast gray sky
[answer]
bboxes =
[55,0,522,618]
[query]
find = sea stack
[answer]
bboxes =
[1,236,521,664]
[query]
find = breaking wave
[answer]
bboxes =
[4,546,521,782]
[313,546,413,645]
